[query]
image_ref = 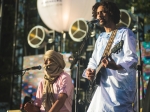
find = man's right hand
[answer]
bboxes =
[24,102,34,112]
[24,102,40,112]
[85,68,95,81]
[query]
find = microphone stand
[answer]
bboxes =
[0,70,24,80]
[0,67,40,80]
[135,16,144,112]
[70,22,94,112]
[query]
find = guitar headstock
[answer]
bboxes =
[111,40,124,54]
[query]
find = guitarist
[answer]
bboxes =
[82,1,138,112]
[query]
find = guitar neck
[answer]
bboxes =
[94,51,112,80]
[95,63,103,76]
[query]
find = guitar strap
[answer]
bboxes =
[102,29,118,57]
[86,29,118,103]
[94,29,117,85]
[95,29,118,75]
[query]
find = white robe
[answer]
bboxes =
[83,27,138,112]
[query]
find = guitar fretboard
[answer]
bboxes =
[94,29,117,81]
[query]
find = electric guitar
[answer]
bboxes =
[86,40,124,103]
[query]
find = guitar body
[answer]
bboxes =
[86,40,124,103]
[86,69,102,103]
[95,70,102,85]
[86,80,98,103]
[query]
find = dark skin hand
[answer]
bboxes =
[49,93,67,112]
[101,56,123,70]
[24,93,67,112]
[86,56,123,81]
[24,102,40,112]
[85,68,95,81]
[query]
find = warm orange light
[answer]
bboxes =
[30,33,35,38]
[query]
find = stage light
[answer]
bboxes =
[27,26,55,48]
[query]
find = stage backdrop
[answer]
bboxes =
[21,53,71,108]
[141,42,150,99]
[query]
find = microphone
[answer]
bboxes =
[25,65,42,71]
[88,19,100,24]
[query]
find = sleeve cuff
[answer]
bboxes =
[82,69,87,78]
[59,89,68,97]
[118,63,132,73]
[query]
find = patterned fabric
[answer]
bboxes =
[42,50,66,111]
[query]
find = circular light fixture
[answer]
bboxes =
[117,9,131,28]
[27,26,54,48]
[69,18,88,42]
